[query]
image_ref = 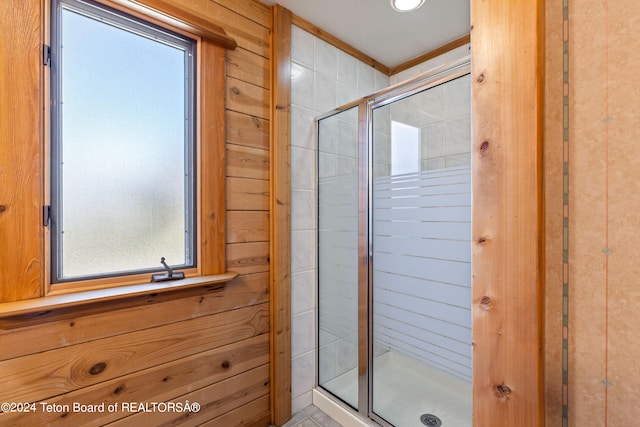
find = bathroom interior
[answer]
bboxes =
[1,0,640,426]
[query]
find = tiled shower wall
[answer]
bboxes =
[289,25,389,413]
[289,32,471,412]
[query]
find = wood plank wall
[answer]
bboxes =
[471,0,545,425]
[0,0,275,425]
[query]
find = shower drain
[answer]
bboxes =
[420,413,442,427]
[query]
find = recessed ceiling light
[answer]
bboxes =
[390,0,426,12]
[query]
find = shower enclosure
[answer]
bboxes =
[317,58,472,427]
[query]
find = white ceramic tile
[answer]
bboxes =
[318,152,336,178]
[318,342,337,385]
[373,162,390,178]
[426,157,446,170]
[337,50,357,85]
[373,130,391,166]
[445,74,471,119]
[335,338,358,376]
[374,69,390,92]
[291,146,316,190]
[292,392,313,415]
[318,115,339,154]
[423,122,445,158]
[292,229,316,273]
[373,106,391,134]
[390,69,409,85]
[292,269,316,315]
[445,153,471,168]
[445,43,471,63]
[292,63,315,110]
[293,311,316,357]
[420,84,445,124]
[336,156,357,176]
[356,61,375,97]
[292,351,316,399]
[444,116,471,156]
[292,189,315,231]
[315,73,338,114]
[336,119,358,158]
[318,326,338,345]
[337,81,358,107]
[292,25,314,68]
[314,38,337,79]
[291,105,317,150]
[390,43,470,85]
[390,104,421,128]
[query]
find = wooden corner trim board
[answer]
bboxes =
[471,0,545,425]
[270,4,293,426]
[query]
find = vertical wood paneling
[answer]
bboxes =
[0,0,43,302]
[270,5,292,425]
[471,0,545,425]
[201,41,227,275]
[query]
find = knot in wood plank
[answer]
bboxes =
[495,384,512,400]
[89,362,107,375]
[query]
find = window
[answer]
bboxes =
[50,0,197,283]
[390,121,420,175]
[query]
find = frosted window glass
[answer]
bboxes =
[53,2,195,280]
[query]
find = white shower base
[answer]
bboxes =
[316,351,471,427]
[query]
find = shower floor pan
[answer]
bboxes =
[322,351,471,427]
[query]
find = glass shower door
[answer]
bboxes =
[370,74,472,427]
[317,106,360,408]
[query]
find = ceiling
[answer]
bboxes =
[260,0,470,68]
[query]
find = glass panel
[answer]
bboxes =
[54,1,194,280]
[371,74,472,426]
[317,106,360,409]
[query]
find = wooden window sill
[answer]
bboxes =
[0,272,238,320]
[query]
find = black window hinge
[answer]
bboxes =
[43,205,51,227]
[43,45,51,67]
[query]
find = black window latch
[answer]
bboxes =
[151,257,185,282]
